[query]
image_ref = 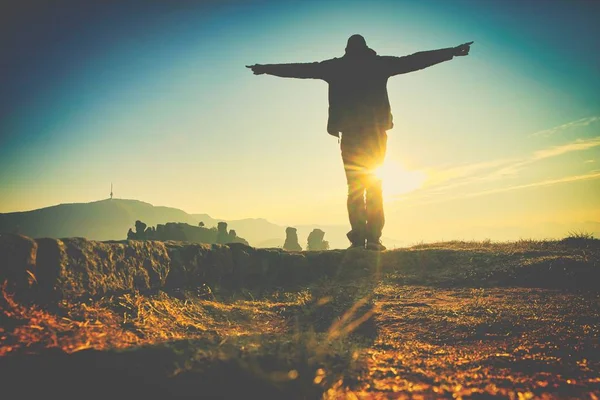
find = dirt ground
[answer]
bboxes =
[1,240,599,399]
[348,285,600,399]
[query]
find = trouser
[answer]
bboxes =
[340,127,387,244]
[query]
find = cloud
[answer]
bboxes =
[457,170,600,199]
[531,137,600,160]
[531,116,600,138]
[394,136,600,204]
[491,136,600,176]
[401,170,600,206]
[423,158,514,186]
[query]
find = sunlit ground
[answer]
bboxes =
[1,238,599,398]
[374,159,426,200]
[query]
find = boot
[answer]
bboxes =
[366,239,386,251]
[346,230,365,249]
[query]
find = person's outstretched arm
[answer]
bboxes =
[246,62,326,79]
[383,41,473,76]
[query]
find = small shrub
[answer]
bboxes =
[560,231,598,247]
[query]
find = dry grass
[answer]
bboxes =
[0,284,316,356]
[0,280,370,398]
[408,236,598,253]
[1,237,600,398]
[0,282,143,355]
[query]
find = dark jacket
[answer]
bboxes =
[259,47,455,137]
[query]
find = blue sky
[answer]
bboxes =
[1,0,599,241]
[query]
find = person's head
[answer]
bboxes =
[344,34,375,57]
[346,34,367,51]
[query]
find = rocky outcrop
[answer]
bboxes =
[1,234,170,303]
[127,220,249,246]
[0,234,369,304]
[283,227,302,251]
[307,229,329,251]
[3,234,600,305]
[164,242,234,290]
[216,222,247,245]
[0,234,37,296]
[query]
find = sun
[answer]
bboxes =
[373,159,426,199]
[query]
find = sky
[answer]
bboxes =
[1,0,599,243]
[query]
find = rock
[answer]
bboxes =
[0,235,370,305]
[125,220,249,246]
[216,222,229,244]
[0,234,38,299]
[164,242,234,290]
[135,220,147,238]
[35,237,170,302]
[283,227,302,251]
[307,229,329,251]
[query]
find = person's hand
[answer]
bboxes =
[246,64,266,75]
[453,41,473,56]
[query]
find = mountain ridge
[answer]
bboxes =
[0,198,404,249]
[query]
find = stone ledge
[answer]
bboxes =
[0,234,381,304]
[5,234,595,304]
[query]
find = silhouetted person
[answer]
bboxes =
[247,35,472,250]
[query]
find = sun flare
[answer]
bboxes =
[374,160,426,199]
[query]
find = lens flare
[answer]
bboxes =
[373,160,426,199]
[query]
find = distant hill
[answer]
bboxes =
[0,199,404,249]
[0,199,205,241]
